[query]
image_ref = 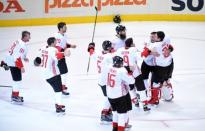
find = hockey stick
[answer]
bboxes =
[0,85,12,88]
[87,6,98,75]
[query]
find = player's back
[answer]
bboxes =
[152,42,173,67]
[94,51,106,74]
[40,46,60,79]
[116,47,140,67]
[106,66,134,99]
[5,39,28,67]
[97,52,113,86]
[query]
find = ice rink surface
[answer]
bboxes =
[0,21,205,131]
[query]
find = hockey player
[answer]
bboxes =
[112,25,127,51]
[3,31,30,103]
[116,38,150,111]
[141,32,157,90]
[55,22,77,96]
[87,40,113,123]
[106,56,135,131]
[148,31,174,105]
[34,37,66,113]
[160,36,174,102]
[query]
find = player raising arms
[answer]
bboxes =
[34,37,67,114]
[2,31,30,103]
[55,22,77,96]
[87,40,113,123]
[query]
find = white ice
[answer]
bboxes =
[0,22,205,131]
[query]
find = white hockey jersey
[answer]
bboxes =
[91,51,113,86]
[143,42,155,66]
[106,66,135,99]
[152,42,173,67]
[39,46,60,79]
[163,36,171,45]
[112,36,126,51]
[143,36,171,66]
[116,47,142,78]
[5,39,28,67]
[55,32,69,50]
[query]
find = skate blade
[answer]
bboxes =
[125,128,131,131]
[134,106,151,113]
[143,109,151,114]
[100,121,112,125]
[11,101,24,105]
[62,91,70,96]
[62,94,70,98]
[125,125,132,131]
[143,106,151,113]
[163,98,174,102]
[56,112,66,116]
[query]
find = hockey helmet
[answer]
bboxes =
[113,15,121,24]
[102,40,112,51]
[113,56,123,67]
[115,25,126,34]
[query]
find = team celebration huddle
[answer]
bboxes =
[1,22,174,131]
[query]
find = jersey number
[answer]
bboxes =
[123,55,129,66]
[41,54,48,68]
[107,73,116,87]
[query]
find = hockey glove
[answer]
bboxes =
[34,57,41,66]
[15,58,24,69]
[87,42,95,55]
[56,52,64,60]
[141,47,151,57]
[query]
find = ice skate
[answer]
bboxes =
[62,85,70,96]
[100,114,112,124]
[55,104,66,115]
[0,61,9,71]
[11,96,24,104]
